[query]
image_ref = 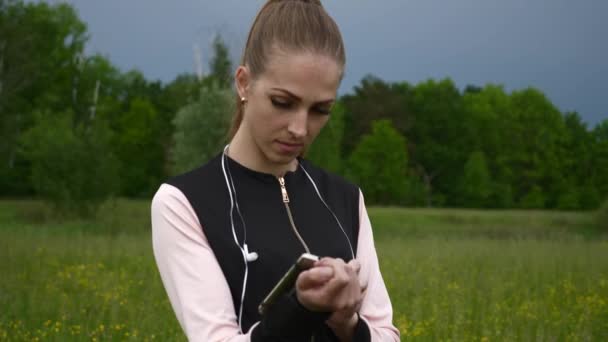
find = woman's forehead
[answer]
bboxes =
[258,52,342,100]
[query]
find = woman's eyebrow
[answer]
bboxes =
[270,88,334,105]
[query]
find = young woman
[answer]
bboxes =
[151,0,400,340]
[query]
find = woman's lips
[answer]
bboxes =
[275,140,304,154]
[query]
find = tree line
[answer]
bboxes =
[1,1,606,215]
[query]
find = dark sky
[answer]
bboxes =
[61,0,607,126]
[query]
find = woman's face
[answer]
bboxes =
[236,51,342,167]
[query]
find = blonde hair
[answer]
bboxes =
[228,0,346,139]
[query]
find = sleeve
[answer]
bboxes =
[151,183,254,342]
[355,190,401,342]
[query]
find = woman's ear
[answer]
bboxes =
[234,66,250,100]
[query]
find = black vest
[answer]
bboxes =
[166,153,361,334]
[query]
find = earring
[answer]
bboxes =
[240,97,247,104]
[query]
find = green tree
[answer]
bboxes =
[490,183,514,209]
[19,110,119,217]
[520,185,546,209]
[160,73,201,114]
[113,98,165,197]
[591,119,608,204]
[461,84,515,208]
[556,188,580,210]
[171,85,234,174]
[459,151,492,208]
[209,34,232,89]
[509,88,568,208]
[579,185,602,210]
[70,54,123,126]
[596,199,608,232]
[408,78,467,207]
[0,1,88,195]
[347,120,409,205]
[151,73,202,176]
[306,101,345,174]
[554,111,594,210]
[116,70,165,110]
[0,1,87,112]
[341,76,412,157]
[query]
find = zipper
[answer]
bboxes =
[278,177,316,342]
[277,176,311,254]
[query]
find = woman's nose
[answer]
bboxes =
[287,110,308,138]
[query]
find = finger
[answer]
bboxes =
[315,257,332,266]
[312,258,360,304]
[321,262,351,295]
[315,258,349,283]
[360,281,368,294]
[316,257,346,268]
[354,291,365,312]
[297,266,334,290]
[348,259,361,274]
[307,265,334,282]
[358,272,368,293]
[330,259,360,287]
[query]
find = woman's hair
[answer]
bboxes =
[228,0,346,139]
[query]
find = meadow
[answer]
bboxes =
[1,199,607,341]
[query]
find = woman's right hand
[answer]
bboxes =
[295,258,363,314]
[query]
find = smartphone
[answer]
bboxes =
[258,253,319,315]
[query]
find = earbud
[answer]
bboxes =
[243,244,258,262]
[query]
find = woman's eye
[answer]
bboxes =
[314,107,331,115]
[271,97,331,115]
[271,98,292,109]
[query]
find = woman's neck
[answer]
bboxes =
[228,129,297,177]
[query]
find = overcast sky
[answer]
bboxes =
[59,0,607,126]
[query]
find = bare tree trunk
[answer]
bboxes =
[8,149,14,169]
[416,163,439,208]
[72,53,84,115]
[0,55,4,98]
[8,112,20,169]
[1,41,9,169]
[193,43,204,81]
[89,79,100,120]
[0,40,5,103]
[423,173,433,207]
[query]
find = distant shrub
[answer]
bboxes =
[596,199,608,232]
[20,110,120,218]
[520,185,546,209]
[171,85,233,174]
[460,151,492,208]
[490,183,514,209]
[580,185,602,210]
[556,188,580,210]
[114,98,165,198]
[347,120,409,205]
[306,101,345,174]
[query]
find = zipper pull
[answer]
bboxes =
[278,177,290,203]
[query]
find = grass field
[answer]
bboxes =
[1,199,607,341]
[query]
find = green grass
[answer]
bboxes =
[1,200,607,341]
[383,238,608,340]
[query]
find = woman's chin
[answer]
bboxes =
[265,149,299,169]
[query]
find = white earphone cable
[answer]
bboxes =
[299,163,355,259]
[226,159,248,243]
[221,145,249,333]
